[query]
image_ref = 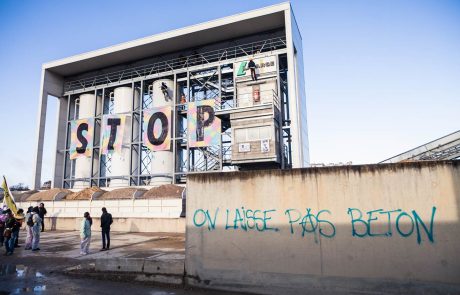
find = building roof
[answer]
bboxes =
[43,2,290,77]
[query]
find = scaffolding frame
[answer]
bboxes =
[64,37,286,94]
[60,37,292,188]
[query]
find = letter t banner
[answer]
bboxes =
[101,114,127,154]
[69,118,94,160]
[188,99,221,147]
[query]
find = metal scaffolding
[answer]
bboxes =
[64,37,286,94]
[60,36,292,188]
[380,130,460,163]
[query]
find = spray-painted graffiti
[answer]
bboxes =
[193,208,279,232]
[192,206,437,245]
[285,209,336,242]
[347,207,436,244]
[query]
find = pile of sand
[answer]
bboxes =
[12,190,39,202]
[97,188,143,200]
[140,184,184,199]
[28,188,72,201]
[65,187,106,200]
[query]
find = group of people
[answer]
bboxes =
[0,203,46,256]
[1,203,113,257]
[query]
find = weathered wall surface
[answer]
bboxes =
[186,161,460,294]
[37,217,185,233]
[16,199,185,233]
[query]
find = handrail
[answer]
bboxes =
[64,37,286,93]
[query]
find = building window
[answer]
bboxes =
[234,126,272,143]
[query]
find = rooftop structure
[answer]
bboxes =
[380,130,460,163]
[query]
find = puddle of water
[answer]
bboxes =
[0,264,45,279]
[12,285,47,294]
[12,287,31,294]
[33,285,47,292]
[16,265,26,277]
[0,264,17,276]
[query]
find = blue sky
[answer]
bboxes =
[0,0,459,187]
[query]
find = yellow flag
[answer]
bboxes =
[2,176,17,215]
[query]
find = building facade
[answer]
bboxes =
[33,2,309,189]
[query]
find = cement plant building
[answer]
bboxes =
[32,2,309,189]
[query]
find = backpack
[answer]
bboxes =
[27,215,34,227]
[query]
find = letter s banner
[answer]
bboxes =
[70,118,94,159]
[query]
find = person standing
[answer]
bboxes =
[31,207,42,251]
[80,212,92,255]
[248,58,257,81]
[38,203,47,232]
[160,82,171,100]
[24,207,34,250]
[3,209,15,255]
[100,207,113,251]
[12,209,24,248]
[0,209,6,248]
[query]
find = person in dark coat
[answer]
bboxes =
[38,203,47,232]
[100,207,113,251]
[13,209,24,247]
[4,209,20,256]
[248,58,257,81]
[160,82,171,100]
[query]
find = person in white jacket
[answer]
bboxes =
[31,207,42,251]
[24,206,34,250]
[80,212,92,255]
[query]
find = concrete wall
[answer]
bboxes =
[39,216,185,233]
[16,199,185,233]
[185,161,460,294]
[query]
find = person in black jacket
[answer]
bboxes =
[248,58,257,81]
[160,82,171,100]
[100,207,113,251]
[4,210,19,256]
[38,203,47,232]
[14,209,24,247]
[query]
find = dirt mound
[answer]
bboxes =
[65,187,106,200]
[141,184,184,199]
[12,190,39,202]
[28,188,72,201]
[97,188,139,200]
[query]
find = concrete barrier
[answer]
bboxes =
[185,161,460,294]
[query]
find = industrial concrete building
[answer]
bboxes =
[33,2,309,189]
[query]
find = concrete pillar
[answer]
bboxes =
[33,69,64,189]
[52,96,69,188]
[285,8,304,168]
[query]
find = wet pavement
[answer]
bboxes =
[4,230,185,261]
[0,231,243,294]
[0,261,239,294]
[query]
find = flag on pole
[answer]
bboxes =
[1,176,17,215]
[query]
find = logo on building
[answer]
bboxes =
[235,56,277,79]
